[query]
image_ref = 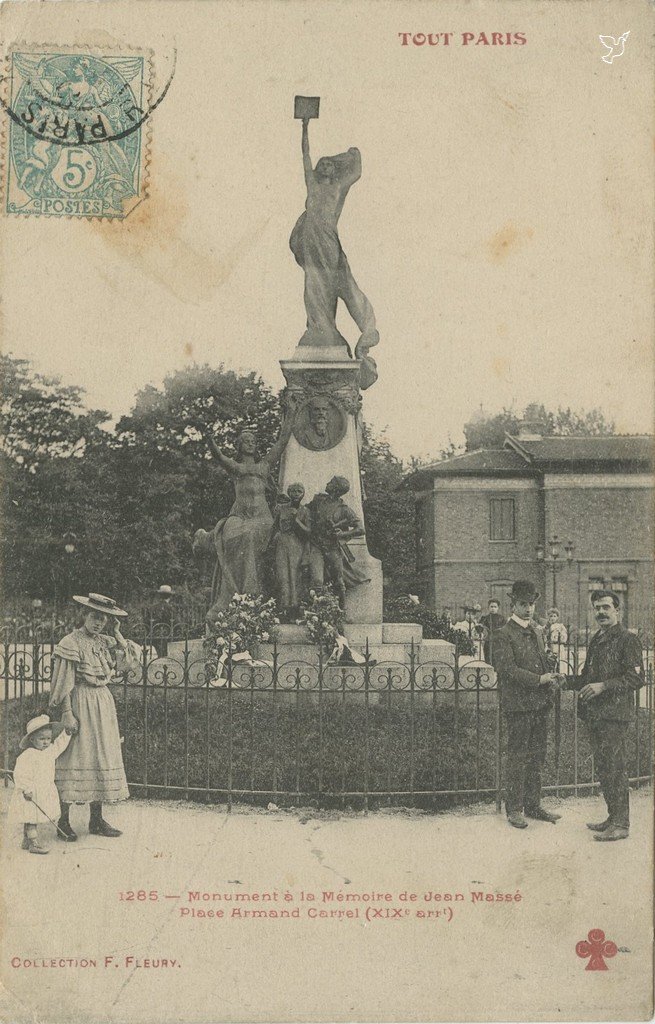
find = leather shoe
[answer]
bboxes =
[507,811,528,829]
[586,818,611,832]
[25,838,49,854]
[57,820,77,842]
[594,825,629,842]
[526,808,561,823]
[89,819,122,837]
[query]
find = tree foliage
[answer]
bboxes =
[1,354,111,602]
[0,353,108,470]
[115,364,281,463]
[6,354,619,611]
[2,355,417,607]
[463,403,615,452]
[360,423,415,599]
[108,364,282,597]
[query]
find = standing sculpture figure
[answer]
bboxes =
[290,114,379,388]
[306,476,370,609]
[271,483,311,618]
[195,415,295,620]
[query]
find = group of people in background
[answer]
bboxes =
[448,598,568,665]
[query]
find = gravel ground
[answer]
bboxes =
[1,786,652,1023]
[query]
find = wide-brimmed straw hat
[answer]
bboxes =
[19,714,65,751]
[72,593,127,617]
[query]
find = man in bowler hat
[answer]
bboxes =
[562,590,644,841]
[492,580,561,828]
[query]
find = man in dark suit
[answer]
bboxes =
[492,580,561,829]
[562,590,644,841]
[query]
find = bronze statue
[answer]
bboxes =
[193,414,295,620]
[290,100,379,388]
[305,475,370,609]
[270,483,311,617]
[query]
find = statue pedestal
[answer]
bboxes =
[279,353,382,626]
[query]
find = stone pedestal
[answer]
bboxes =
[279,351,382,625]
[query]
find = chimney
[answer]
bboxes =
[517,403,545,440]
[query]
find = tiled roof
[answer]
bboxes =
[405,448,531,481]
[506,435,653,467]
[404,435,653,486]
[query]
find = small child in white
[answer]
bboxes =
[10,715,72,854]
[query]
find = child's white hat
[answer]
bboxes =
[19,715,64,751]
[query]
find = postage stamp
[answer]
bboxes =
[3,47,151,219]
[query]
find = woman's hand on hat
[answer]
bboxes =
[111,618,128,647]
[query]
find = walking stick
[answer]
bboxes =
[0,769,70,839]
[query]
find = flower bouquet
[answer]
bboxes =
[300,588,344,656]
[205,594,279,682]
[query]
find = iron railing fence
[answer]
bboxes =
[1,624,652,812]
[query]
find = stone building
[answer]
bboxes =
[406,426,654,629]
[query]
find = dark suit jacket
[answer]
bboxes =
[492,618,554,714]
[481,613,506,633]
[565,624,644,723]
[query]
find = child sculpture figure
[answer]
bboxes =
[306,476,370,609]
[271,483,311,619]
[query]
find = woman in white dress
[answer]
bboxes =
[545,607,569,674]
[48,593,140,841]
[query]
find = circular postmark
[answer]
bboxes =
[292,394,348,452]
[2,48,175,217]
[3,50,175,146]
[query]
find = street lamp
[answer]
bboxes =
[63,532,77,556]
[30,598,43,636]
[60,532,78,609]
[536,535,575,606]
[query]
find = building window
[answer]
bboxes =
[489,580,513,616]
[489,498,515,541]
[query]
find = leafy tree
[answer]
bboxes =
[0,353,108,471]
[115,364,280,461]
[1,354,111,603]
[1,353,427,606]
[107,364,282,598]
[360,423,416,599]
[463,402,615,452]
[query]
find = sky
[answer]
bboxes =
[3,1,653,462]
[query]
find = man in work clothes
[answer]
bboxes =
[492,580,561,829]
[562,590,644,842]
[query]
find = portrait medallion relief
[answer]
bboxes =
[292,394,348,451]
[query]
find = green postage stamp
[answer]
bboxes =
[3,47,150,219]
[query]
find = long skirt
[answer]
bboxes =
[55,685,129,804]
[274,532,306,609]
[211,512,272,612]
